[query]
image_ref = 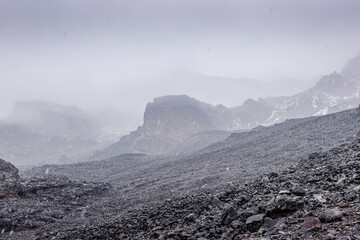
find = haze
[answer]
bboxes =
[1,0,360,120]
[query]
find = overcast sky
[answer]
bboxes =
[1,0,360,118]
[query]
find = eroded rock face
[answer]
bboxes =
[35,140,360,240]
[143,95,219,142]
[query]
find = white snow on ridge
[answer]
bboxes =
[312,96,318,108]
[314,107,328,116]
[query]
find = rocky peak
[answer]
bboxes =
[314,72,357,96]
[142,95,221,142]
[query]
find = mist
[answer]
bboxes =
[1,0,360,119]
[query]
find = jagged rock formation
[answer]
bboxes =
[35,140,360,240]
[90,96,234,160]
[142,96,226,141]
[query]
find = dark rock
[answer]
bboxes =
[262,217,277,231]
[184,213,196,223]
[291,185,305,196]
[339,201,349,208]
[245,213,265,232]
[221,206,237,225]
[237,206,259,222]
[230,220,246,232]
[302,216,321,231]
[266,195,303,217]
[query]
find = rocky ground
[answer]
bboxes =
[37,140,360,240]
[0,158,111,240]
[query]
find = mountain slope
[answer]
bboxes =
[35,140,360,240]
[265,72,360,124]
[24,106,360,216]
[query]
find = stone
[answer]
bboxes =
[291,185,305,196]
[318,208,344,223]
[246,213,265,232]
[302,217,321,231]
[338,201,349,208]
[279,190,291,195]
[230,220,245,231]
[313,194,327,203]
[221,206,237,225]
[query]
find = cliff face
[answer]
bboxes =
[142,95,225,142]
[90,96,231,160]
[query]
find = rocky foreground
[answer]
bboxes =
[33,140,360,239]
[0,158,111,240]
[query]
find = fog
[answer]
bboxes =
[1,0,360,120]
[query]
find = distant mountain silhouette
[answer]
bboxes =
[0,101,124,166]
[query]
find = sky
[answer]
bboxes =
[1,0,360,119]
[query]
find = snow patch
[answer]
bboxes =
[312,96,318,108]
[314,107,328,116]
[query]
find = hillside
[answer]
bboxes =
[24,106,360,215]
[8,134,360,239]
[38,140,360,240]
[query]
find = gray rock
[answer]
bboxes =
[318,208,344,223]
[291,185,305,196]
[221,206,237,225]
[246,213,265,232]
